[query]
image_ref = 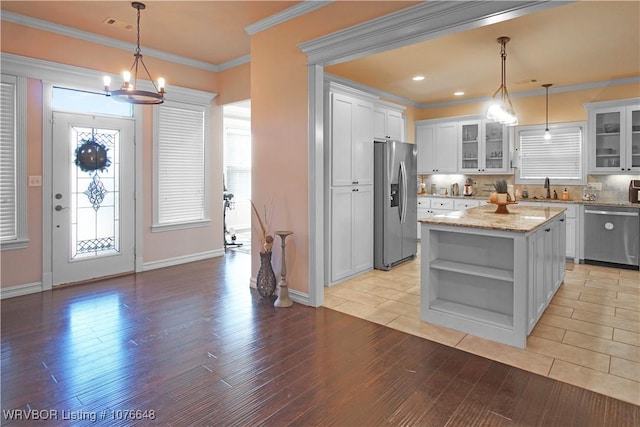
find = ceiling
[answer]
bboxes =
[2,1,639,106]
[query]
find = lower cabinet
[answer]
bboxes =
[330,185,373,284]
[519,202,578,262]
[527,216,566,332]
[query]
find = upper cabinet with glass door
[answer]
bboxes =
[459,120,509,174]
[587,99,640,174]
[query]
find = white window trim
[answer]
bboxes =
[1,74,28,251]
[514,121,587,187]
[152,100,212,232]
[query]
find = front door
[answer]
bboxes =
[52,112,135,286]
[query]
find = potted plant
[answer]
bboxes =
[493,179,509,203]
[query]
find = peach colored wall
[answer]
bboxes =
[216,63,250,106]
[250,2,416,293]
[415,83,640,124]
[1,22,224,289]
[0,79,44,288]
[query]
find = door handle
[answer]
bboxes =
[55,205,68,211]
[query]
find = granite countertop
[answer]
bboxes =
[418,204,566,233]
[417,193,640,208]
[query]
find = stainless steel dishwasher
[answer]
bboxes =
[584,206,639,269]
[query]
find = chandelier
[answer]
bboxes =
[103,2,165,104]
[486,36,517,126]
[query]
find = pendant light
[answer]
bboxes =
[486,36,518,126]
[103,2,165,104]
[542,83,552,140]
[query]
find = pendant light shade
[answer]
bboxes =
[487,36,518,126]
[103,2,165,104]
[542,83,552,140]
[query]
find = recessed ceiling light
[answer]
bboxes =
[412,75,425,81]
[454,91,465,96]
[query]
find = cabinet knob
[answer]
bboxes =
[545,228,551,232]
[353,188,359,192]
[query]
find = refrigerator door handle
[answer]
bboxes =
[399,160,407,224]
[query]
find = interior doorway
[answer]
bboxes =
[223,101,252,253]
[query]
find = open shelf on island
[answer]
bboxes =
[430,259,513,282]
[430,299,513,329]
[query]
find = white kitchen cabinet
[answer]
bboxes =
[586,99,640,174]
[416,122,458,174]
[417,197,431,239]
[330,185,373,283]
[330,89,376,187]
[459,120,509,173]
[453,199,482,210]
[374,102,405,141]
[518,201,578,262]
[527,215,565,332]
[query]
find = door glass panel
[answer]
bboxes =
[461,123,479,170]
[70,126,120,260]
[632,109,640,167]
[595,111,621,168]
[485,122,504,170]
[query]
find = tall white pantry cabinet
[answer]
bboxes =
[327,84,377,284]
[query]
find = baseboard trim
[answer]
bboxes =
[142,249,225,271]
[249,276,311,307]
[0,282,43,299]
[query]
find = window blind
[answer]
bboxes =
[518,126,583,181]
[0,76,17,241]
[157,105,206,225]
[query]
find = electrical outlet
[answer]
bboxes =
[28,176,42,187]
[588,182,603,190]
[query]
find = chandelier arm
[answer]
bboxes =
[502,86,514,109]
[139,58,160,92]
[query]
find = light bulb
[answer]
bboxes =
[544,129,551,140]
[158,77,165,92]
[122,71,131,83]
[103,75,111,87]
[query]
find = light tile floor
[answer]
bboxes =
[324,257,640,406]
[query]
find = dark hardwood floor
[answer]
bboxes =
[2,251,639,426]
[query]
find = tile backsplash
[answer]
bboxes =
[418,173,637,203]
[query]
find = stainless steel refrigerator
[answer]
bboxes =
[373,139,417,270]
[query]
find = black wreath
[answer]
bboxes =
[74,139,111,173]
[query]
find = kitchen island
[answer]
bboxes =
[419,204,566,348]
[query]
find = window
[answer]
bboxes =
[52,87,132,117]
[0,74,27,250]
[515,122,585,185]
[224,124,251,201]
[153,100,210,231]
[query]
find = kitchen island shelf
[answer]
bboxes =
[430,299,513,329]
[430,259,513,282]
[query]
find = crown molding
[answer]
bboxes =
[299,1,573,66]
[2,10,220,72]
[217,54,251,72]
[325,73,417,108]
[245,0,334,36]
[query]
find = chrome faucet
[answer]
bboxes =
[544,177,550,199]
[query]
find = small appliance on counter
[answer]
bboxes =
[463,178,474,196]
[451,182,459,196]
[630,180,640,203]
